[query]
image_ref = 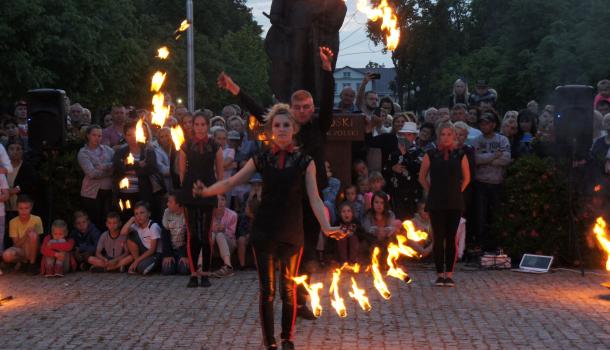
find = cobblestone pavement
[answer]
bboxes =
[2,263,610,349]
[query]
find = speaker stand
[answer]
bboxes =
[567,139,585,277]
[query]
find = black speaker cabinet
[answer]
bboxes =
[553,85,594,156]
[27,89,66,150]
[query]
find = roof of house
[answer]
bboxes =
[335,66,396,93]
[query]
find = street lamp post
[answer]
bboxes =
[186,0,195,112]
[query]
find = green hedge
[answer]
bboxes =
[493,154,600,267]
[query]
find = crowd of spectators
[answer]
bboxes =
[1,75,609,279]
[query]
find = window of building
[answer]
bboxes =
[343,72,351,78]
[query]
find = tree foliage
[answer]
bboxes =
[0,0,270,113]
[365,0,610,111]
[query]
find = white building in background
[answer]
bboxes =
[333,66,397,106]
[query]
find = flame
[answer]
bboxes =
[348,277,372,312]
[150,72,170,127]
[248,115,257,130]
[371,247,391,299]
[386,242,410,282]
[402,220,428,242]
[177,19,190,33]
[293,275,323,317]
[125,200,131,209]
[151,92,171,127]
[135,118,147,143]
[594,217,610,271]
[357,0,401,51]
[126,153,135,165]
[340,262,361,273]
[595,184,602,192]
[118,199,124,211]
[157,46,169,59]
[329,268,347,318]
[170,125,186,151]
[119,177,129,189]
[150,71,166,92]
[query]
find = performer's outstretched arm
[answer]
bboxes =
[217,72,266,122]
[193,159,257,198]
[304,161,341,237]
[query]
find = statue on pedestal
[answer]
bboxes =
[265,0,347,103]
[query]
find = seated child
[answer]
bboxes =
[335,202,363,264]
[121,202,162,275]
[2,195,43,273]
[161,193,189,275]
[88,212,132,272]
[40,219,75,277]
[363,171,388,213]
[356,176,369,204]
[361,191,400,249]
[70,211,101,270]
[210,194,237,278]
[341,184,364,222]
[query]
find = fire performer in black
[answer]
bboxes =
[178,113,224,288]
[193,104,340,350]
[217,47,335,320]
[418,122,471,288]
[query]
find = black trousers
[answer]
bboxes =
[252,241,302,346]
[429,210,462,274]
[185,205,213,275]
[475,182,504,251]
[81,189,113,230]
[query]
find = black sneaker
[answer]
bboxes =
[200,276,211,288]
[297,305,316,320]
[187,276,199,288]
[281,340,295,350]
[434,277,445,287]
[444,277,455,287]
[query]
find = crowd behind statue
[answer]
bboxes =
[1,75,609,280]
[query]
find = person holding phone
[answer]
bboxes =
[356,72,380,119]
[383,122,424,220]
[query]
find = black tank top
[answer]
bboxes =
[425,148,464,211]
[180,139,219,207]
[251,149,313,247]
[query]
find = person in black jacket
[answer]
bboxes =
[112,121,162,220]
[383,122,423,220]
[217,46,335,320]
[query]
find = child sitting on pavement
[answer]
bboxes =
[161,193,189,275]
[2,195,44,274]
[88,212,132,272]
[70,211,101,271]
[40,220,75,277]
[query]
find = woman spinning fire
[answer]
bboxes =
[193,104,342,350]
